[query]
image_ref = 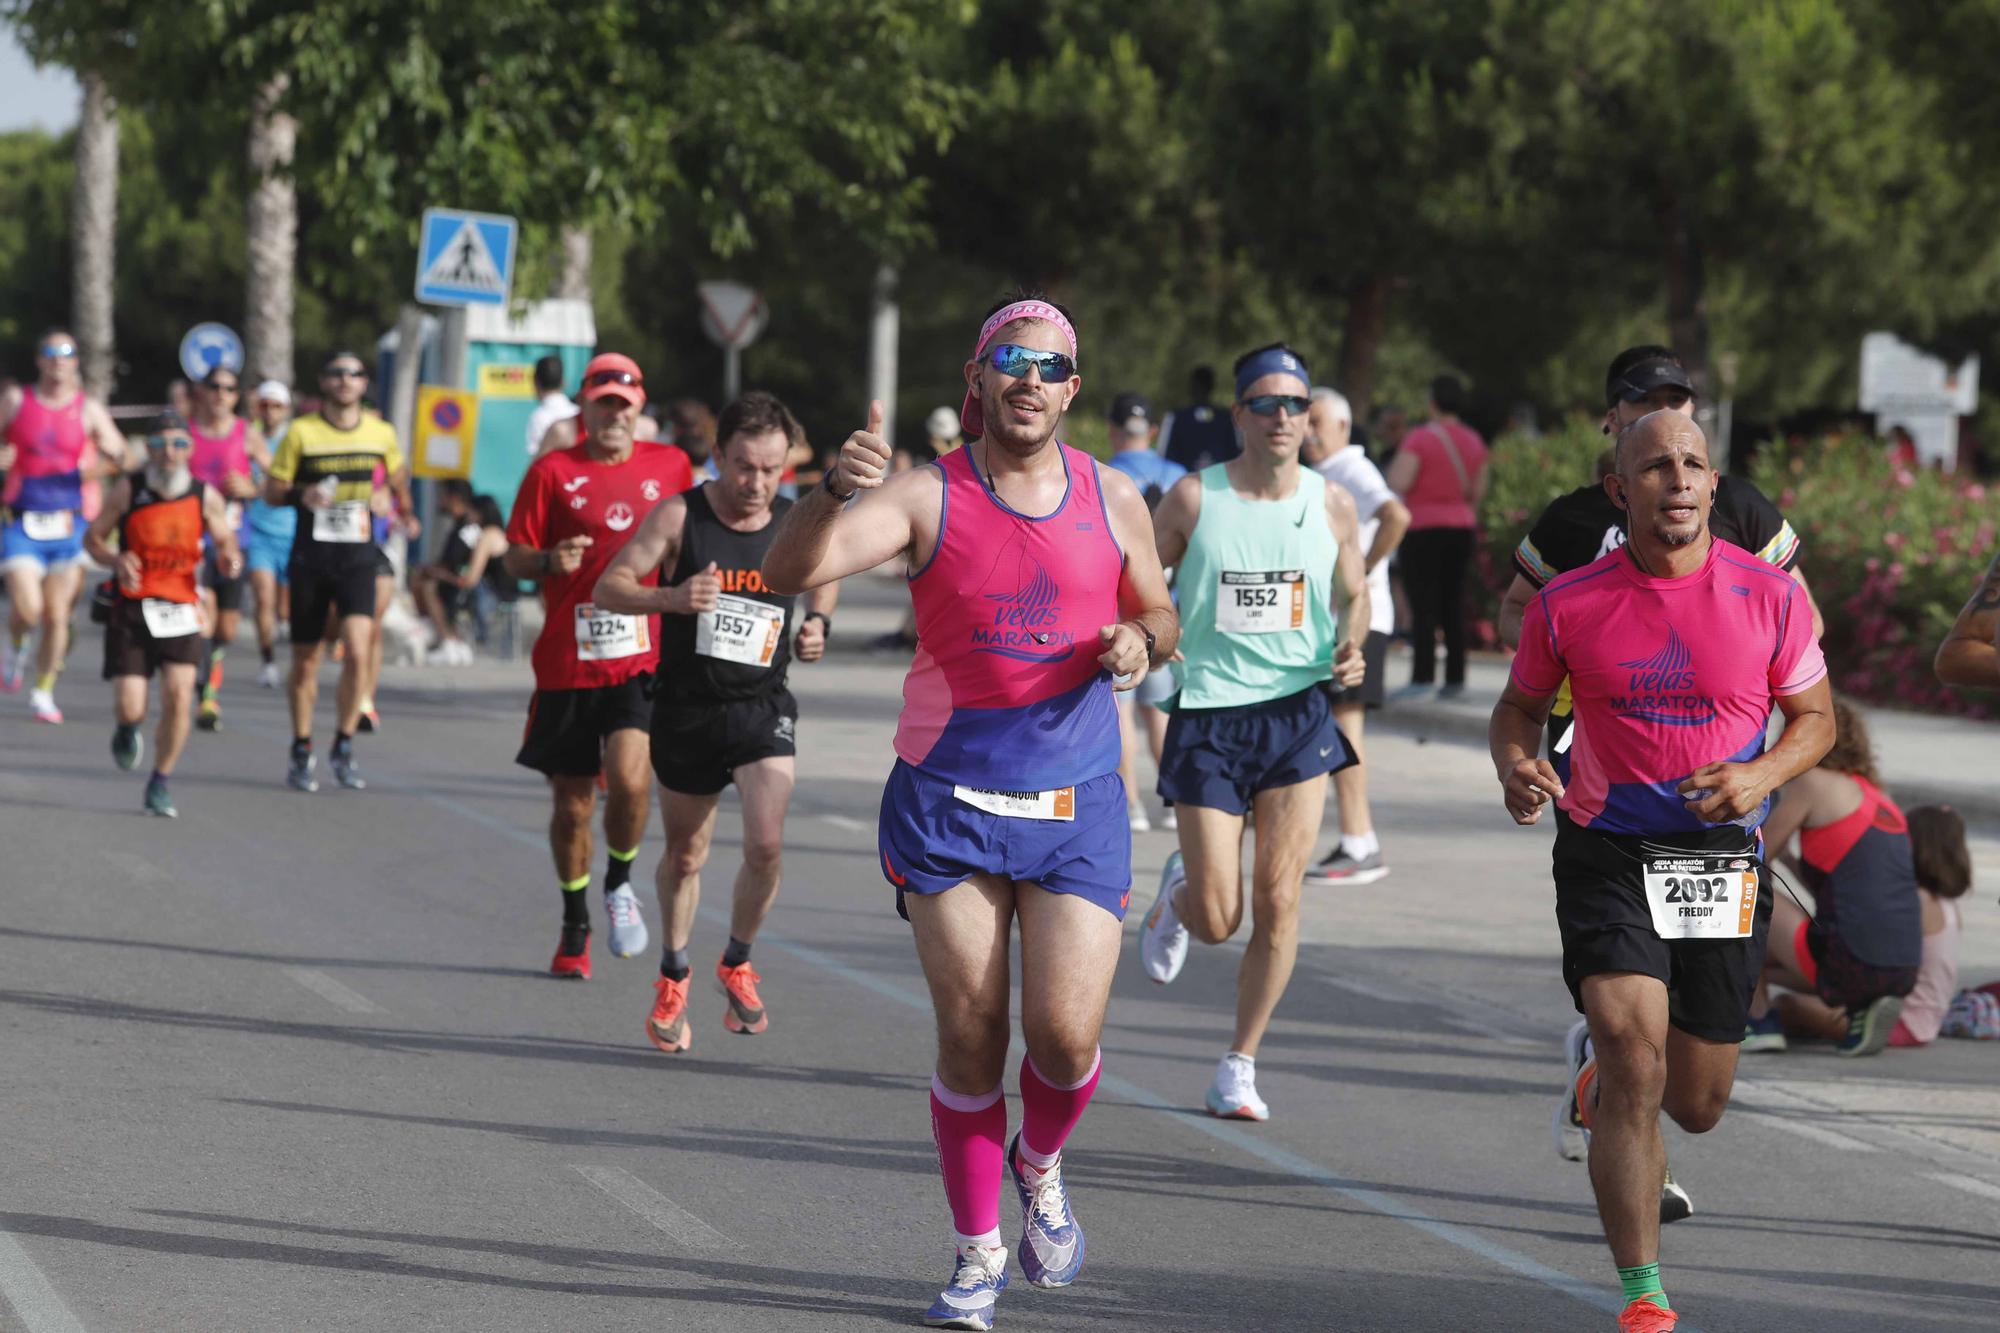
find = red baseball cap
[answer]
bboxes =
[580,352,645,406]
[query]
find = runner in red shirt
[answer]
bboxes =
[504,353,694,979]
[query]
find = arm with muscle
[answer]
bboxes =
[1325,481,1369,685]
[592,495,688,615]
[1096,466,1178,689]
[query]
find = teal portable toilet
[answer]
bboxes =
[463,299,597,515]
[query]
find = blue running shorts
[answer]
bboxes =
[878,760,1133,921]
[1,514,85,574]
[243,529,293,584]
[1157,683,1356,815]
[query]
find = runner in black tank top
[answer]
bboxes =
[592,391,840,1053]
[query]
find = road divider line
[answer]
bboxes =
[819,814,870,833]
[1930,1172,2000,1204]
[1740,1111,1878,1153]
[572,1165,729,1251]
[1319,976,1414,1005]
[281,966,383,1015]
[392,750,1684,1328]
[0,1230,88,1333]
[1439,1015,1539,1047]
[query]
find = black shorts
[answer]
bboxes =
[1805,925,1918,1009]
[288,560,377,641]
[373,546,394,581]
[650,689,798,795]
[101,596,203,679]
[1552,815,1773,1043]
[1328,630,1390,709]
[201,548,245,612]
[1158,684,1355,815]
[515,674,654,778]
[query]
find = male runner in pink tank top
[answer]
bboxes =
[764,296,1177,1330]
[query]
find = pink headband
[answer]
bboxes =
[961,301,1078,438]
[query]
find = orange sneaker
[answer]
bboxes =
[549,923,591,980]
[1575,1057,1599,1133]
[716,959,769,1034]
[1617,1297,1678,1331]
[646,975,692,1053]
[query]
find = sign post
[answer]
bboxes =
[412,386,479,479]
[697,281,769,402]
[178,322,244,383]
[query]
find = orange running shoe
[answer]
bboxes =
[647,975,692,1053]
[1574,1057,1599,1133]
[1616,1297,1678,1331]
[716,959,769,1034]
[550,923,591,980]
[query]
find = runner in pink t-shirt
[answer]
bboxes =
[1489,411,1835,1333]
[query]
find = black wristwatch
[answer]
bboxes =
[803,611,832,634]
[821,469,854,502]
[1138,621,1158,665]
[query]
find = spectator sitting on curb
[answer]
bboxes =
[413,481,513,665]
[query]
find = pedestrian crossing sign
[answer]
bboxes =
[415,208,518,307]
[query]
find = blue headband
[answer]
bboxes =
[1235,346,1311,399]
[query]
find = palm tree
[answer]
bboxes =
[244,73,297,388]
[71,69,116,400]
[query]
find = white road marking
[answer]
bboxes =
[1439,1015,1539,1047]
[281,967,383,1015]
[573,1165,729,1251]
[819,814,869,833]
[0,1230,88,1333]
[1931,1172,2000,1204]
[1740,1111,1878,1153]
[1320,976,1414,1005]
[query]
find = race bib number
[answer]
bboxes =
[141,598,201,639]
[313,501,370,543]
[952,786,1076,822]
[573,602,649,662]
[1215,569,1305,635]
[224,500,246,531]
[696,593,785,668]
[21,510,73,541]
[1642,851,1759,941]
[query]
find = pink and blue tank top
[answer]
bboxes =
[3,387,87,514]
[895,444,1123,791]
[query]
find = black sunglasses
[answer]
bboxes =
[205,380,241,393]
[1242,394,1310,418]
[585,369,643,389]
[323,366,367,380]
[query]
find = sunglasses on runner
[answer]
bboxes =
[204,380,240,393]
[1242,394,1310,418]
[984,344,1076,383]
[323,365,367,380]
[147,433,193,450]
[39,341,76,359]
[583,369,643,389]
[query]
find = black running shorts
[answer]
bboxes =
[515,674,654,778]
[288,560,377,641]
[649,688,798,795]
[1552,814,1773,1043]
[101,596,203,680]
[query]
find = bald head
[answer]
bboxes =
[1613,409,1707,477]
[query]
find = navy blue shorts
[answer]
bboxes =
[1157,684,1356,815]
[878,760,1133,921]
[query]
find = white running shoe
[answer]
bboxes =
[29,688,61,724]
[1161,805,1178,831]
[1553,1018,1591,1162]
[1205,1052,1269,1121]
[605,886,649,958]
[1139,852,1189,984]
[1127,803,1152,833]
[257,661,282,690]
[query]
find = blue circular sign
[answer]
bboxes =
[432,399,463,430]
[179,322,244,381]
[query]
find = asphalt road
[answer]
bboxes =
[2,585,1997,1332]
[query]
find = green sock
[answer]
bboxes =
[560,873,591,926]
[605,846,637,895]
[1617,1262,1668,1310]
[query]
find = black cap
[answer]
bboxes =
[1109,391,1153,425]
[1608,357,1694,406]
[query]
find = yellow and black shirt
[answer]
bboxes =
[267,412,404,570]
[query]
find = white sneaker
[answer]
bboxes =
[1127,803,1151,833]
[1205,1052,1269,1121]
[426,644,457,666]
[257,661,282,689]
[1553,1018,1591,1162]
[605,886,649,958]
[1139,852,1189,984]
[29,688,61,724]
[1161,806,1178,831]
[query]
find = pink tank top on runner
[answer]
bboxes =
[896,444,1124,791]
[4,386,88,512]
[189,416,250,491]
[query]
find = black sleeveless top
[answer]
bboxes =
[657,486,794,703]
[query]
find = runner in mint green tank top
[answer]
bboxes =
[1139,341,1371,1123]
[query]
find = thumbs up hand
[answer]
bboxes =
[829,399,893,499]
[676,560,721,614]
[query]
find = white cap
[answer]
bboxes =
[925,406,960,440]
[254,380,292,405]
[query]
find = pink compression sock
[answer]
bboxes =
[1016,1048,1102,1168]
[930,1075,1007,1245]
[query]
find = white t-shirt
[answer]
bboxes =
[525,392,580,457]
[1313,444,1395,636]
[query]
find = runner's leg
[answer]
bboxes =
[1174,804,1248,946]
[656,785,723,958]
[725,755,795,948]
[1233,774,1326,1057]
[335,612,373,735]
[1015,882,1120,1116]
[251,569,278,663]
[908,878,1015,1248]
[155,661,197,776]
[550,775,600,888]
[114,675,148,728]
[1660,1027,1739,1136]
[1580,972,1671,1269]
[288,638,322,739]
[4,563,41,650]
[603,728,652,855]
[1330,700,1371,844]
[38,563,81,685]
